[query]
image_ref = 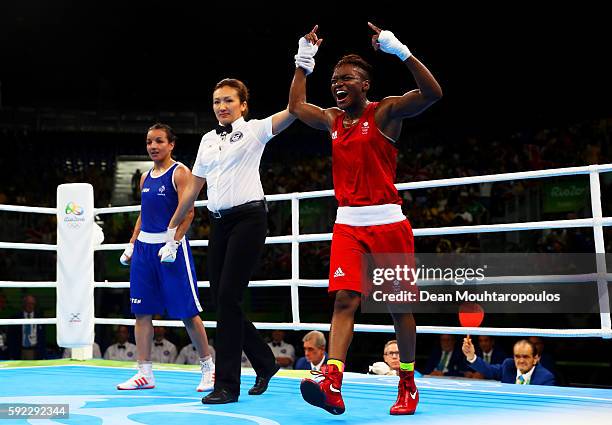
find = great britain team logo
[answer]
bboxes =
[361,121,369,135]
[230,131,244,143]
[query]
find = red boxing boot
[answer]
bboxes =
[300,363,345,415]
[390,370,419,415]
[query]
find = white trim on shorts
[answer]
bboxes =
[335,204,406,227]
[137,231,186,244]
[181,239,203,313]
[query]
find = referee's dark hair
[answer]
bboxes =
[147,123,177,144]
[214,78,250,118]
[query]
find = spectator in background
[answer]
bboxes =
[62,342,102,359]
[0,292,7,359]
[295,331,328,371]
[369,340,401,376]
[268,330,295,369]
[176,343,216,365]
[131,169,142,202]
[421,334,466,377]
[463,336,555,385]
[104,325,137,361]
[528,336,556,374]
[477,335,506,365]
[8,294,47,360]
[151,324,177,364]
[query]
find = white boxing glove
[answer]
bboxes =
[120,242,134,266]
[158,240,180,263]
[369,361,393,375]
[158,227,179,263]
[295,37,319,75]
[377,30,412,61]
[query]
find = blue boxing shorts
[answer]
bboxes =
[129,236,202,319]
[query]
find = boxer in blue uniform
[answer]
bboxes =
[117,123,215,392]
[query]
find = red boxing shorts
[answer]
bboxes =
[328,219,415,294]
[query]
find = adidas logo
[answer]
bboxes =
[334,267,345,278]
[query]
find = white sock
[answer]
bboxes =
[138,361,153,377]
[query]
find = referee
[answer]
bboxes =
[167,78,295,404]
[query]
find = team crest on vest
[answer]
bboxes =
[331,130,338,140]
[230,131,243,143]
[361,121,369,135]
[157,185,166,196]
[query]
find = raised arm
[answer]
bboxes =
[270,108,296,136]
[288,25,337,132]
[369,22,443,135]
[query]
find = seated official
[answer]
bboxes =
[295,331,327,371]
[462,336,555,386]
[104,325,137,361]
[369,340,401,376]
[62,342,102,359]
[421,334,467,377]
[267,330,295,369]
[176,343,216,364]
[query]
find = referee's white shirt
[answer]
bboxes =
[192,116,274,212]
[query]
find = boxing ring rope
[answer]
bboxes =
[1,164,612,339]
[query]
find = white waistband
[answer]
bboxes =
[335,204,406,226]
[137,231,185,244]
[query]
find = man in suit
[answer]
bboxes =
[369,340,401,375]
[8,294,46,360]
[421,334,466,377]
[462,336,555,385]
[465,335,507,379]
[295,331,328,371]
[476,335,506,365]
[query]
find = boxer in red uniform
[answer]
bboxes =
[288,23,442,415]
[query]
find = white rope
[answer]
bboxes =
[92,272,612,290]
[0,318,57,325]
[0,204,56,214]
[91,318,612,338]
[0,281,57,288]
[0,242,57,251]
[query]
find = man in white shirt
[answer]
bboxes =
[268,330,295,369]
[150,325,177,364]
[104,325,137,361]
[63,342,102,359]
[176,343,216,365]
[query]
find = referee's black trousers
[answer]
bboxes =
[208,206,276,396]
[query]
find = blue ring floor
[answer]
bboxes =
[1,362,611,424]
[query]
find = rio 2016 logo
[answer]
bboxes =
[65,202,84,216]
[64,201,86,228]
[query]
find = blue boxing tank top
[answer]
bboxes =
[140,162,181,233]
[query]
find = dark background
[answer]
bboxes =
[1,2,611,130]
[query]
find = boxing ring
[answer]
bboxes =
[1,164,612,424]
